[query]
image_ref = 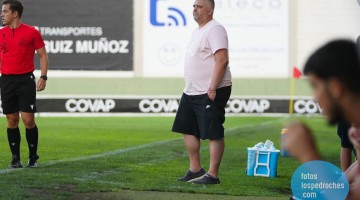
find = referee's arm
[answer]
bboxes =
[36,47,48,91]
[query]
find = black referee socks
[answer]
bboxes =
[26,126,39,158]
[7,127,21,159]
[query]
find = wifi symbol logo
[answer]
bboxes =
[150,0,187,27]
[167,7,187,26]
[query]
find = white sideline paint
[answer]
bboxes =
[0,113,321,118]
[36,95,314,99]
[0,139,180,174]
[33,113,299,118]
[0,118,286,174]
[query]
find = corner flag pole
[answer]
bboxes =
[289,67,302,115]
[289,77,295,115]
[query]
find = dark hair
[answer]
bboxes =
[2,0,23,18]
[207,0,215,9]
[304,39,360,94]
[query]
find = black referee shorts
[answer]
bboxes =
[1,72,37,114]
[172,86,231,140]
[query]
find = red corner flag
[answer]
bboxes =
[293,67,302,79]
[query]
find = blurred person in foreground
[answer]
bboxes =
[337,121,356,171]
[284,40,360,199]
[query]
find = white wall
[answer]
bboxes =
[294,0,360,70]
[133,0,360,78]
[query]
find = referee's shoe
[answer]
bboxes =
[26,155,39,168]
[9,155,23,169]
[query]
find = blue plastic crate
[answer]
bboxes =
[246,148,280,178]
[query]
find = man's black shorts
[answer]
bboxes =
[1,72,37,114]
[172,86,231,140]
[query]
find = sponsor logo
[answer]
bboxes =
[65,99,116,113]
[216,0,282,9]
[138,98,271,114]
[150,0,187,27]
[293,100,322,114]
[139,99,178,113]
[226,99,271,113]
[44,39,130,54]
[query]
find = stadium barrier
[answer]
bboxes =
[0,96,322,116]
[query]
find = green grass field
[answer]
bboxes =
[0,116,340,200]
[41,78,311,96]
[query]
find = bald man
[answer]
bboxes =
[172,0,231,184]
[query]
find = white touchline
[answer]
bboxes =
[0,118,287,175]
[0,139,181,175]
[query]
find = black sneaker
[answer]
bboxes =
[26,155,39,168]
[190,173,221,184]
[177,168,206,182]
[8,155,23,169]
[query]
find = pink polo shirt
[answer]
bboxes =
[184,19,232,95]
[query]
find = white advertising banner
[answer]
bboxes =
[143,0,196,77]
[143,0,290,78]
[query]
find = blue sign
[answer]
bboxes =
[291,160,349,200]
[150,0,187,27]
